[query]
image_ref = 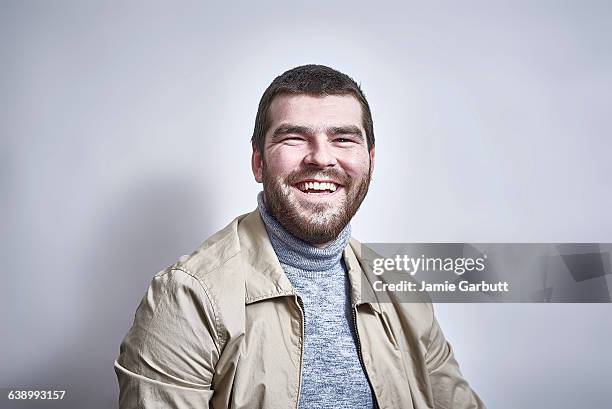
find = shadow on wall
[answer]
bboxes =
[8,175,215,409]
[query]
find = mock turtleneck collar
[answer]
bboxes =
[257,191,351,272]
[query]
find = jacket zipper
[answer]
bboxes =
[295,295,305,409]
[352,305,380,409]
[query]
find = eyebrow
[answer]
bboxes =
[328,125,364,140]
[271,124,364,141]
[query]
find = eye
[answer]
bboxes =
[281,136,307,145]
[334,137,356,144]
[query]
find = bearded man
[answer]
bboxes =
[114,64,485,409]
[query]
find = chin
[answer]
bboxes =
[302,211,343,230]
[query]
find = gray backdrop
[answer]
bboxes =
[2,1,611,408]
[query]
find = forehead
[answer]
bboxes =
[268,94,363,128]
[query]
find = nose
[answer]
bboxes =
[304,137,337,168]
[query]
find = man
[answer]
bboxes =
[114,64,485,408]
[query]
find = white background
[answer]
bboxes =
[2,1,611,408]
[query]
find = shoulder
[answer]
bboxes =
[163,210,256,306]
[170,213,248,279]
[156,210,264,296]
[140,211,258,347]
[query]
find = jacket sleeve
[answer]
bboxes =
[114,268,221,408]
[425,315,486,409]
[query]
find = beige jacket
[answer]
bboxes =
[114,209,485,408]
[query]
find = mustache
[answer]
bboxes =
[285,169,350,186]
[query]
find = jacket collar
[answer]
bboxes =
[238,209,382,314]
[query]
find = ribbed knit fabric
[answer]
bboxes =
[257,192,375,409]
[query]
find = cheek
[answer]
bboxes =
[266,147,305,175]
[339,150,371,176]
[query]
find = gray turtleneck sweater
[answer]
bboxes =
[257,192,375,409]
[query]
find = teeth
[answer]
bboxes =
[299,181,338,192]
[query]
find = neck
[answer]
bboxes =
[257,191,351,271]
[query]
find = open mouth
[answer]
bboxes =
[294,180,340,194]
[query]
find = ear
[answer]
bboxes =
[369,146,376,176]
[252,144,264,183]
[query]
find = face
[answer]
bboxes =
[252,94,375,245]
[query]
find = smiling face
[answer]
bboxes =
[252,94,375,245]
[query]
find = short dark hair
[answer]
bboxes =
[251,64,374,154]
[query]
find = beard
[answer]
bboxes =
[262,161,372,245]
